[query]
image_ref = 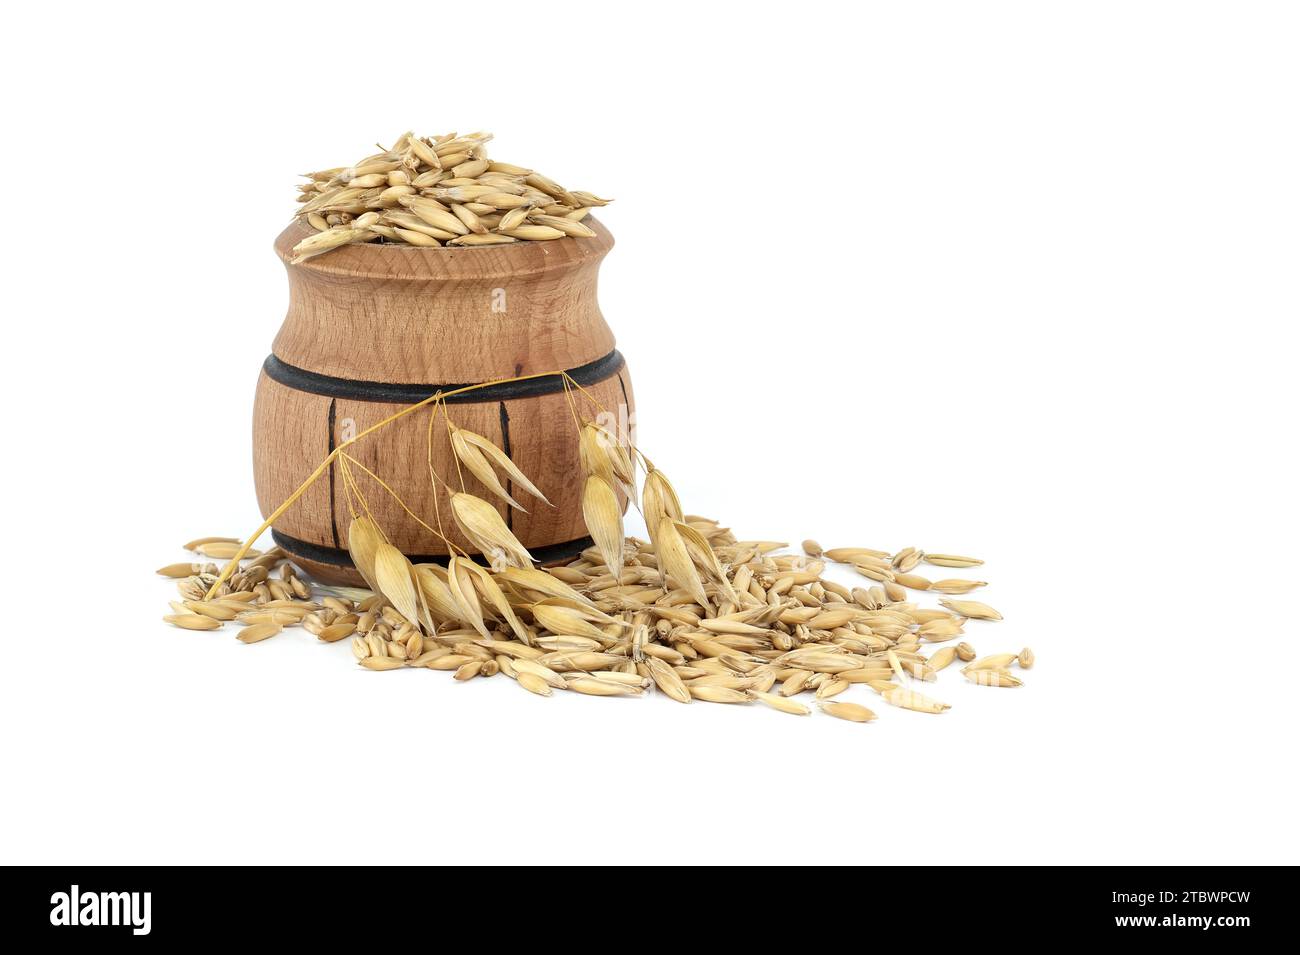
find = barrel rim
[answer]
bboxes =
[274,216,614,281]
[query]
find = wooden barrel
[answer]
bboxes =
[254,218,633,585]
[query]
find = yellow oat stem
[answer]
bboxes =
[561,372,612,418]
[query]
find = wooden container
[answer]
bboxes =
[254,218,632,585]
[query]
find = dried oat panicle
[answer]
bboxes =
[163,385,1022,727]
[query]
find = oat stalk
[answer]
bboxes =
[205,370,579,598]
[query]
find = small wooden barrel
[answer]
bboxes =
[254,218,633,585]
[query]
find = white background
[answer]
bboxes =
[1,1,1296,865]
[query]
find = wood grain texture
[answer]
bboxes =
[271,218,616,382]
[254,220,633,585]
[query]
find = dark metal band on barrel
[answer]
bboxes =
[272,529,594,569]
[263,349,625,403]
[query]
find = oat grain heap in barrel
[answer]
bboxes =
[291,130,610,261]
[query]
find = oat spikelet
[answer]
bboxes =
[643,657,691,703]
[512,658,566,688]
[656,518,711,610]
[291,227,372,263]
[459,560,531,645]
[347,517,383,593]
[408,564,436,633]
[374,542,421,627]
[581,475,624,575]
[516,672,553,696]
[530,603,610,642]
[578,424,612,480]
[413,564,461,623]
[450,427,523,509]
[579,423,635,497]
[446,557,489,637]
[496,567,601,614]
[672,520,738,604]
[641,469,683,547]
[449,492,533,570]
[398,196,469,235]
[455,427,551,506]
